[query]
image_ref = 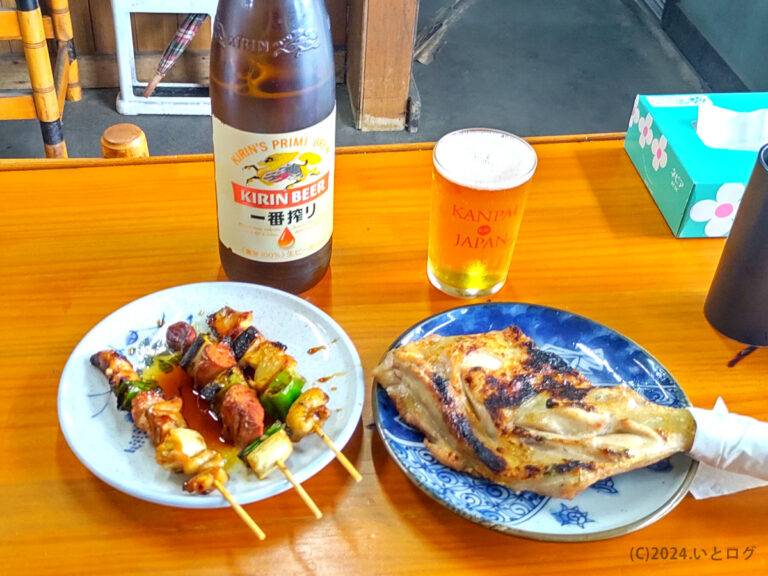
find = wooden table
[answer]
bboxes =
[2,136,766,575]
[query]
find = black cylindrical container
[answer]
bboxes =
[704,143,768,345]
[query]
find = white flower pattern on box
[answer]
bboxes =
[628,97,640,129]
[651,135,668,171]
[637,113,654,148]
[689,182,745,237]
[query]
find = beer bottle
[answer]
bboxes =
[210,0,336,293]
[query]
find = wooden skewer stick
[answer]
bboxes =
[213,480,266,540]
[313,423,362,482]
[276,461,323,519]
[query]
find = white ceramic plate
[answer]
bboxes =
[59,282,364,508]
[373,303,697,541]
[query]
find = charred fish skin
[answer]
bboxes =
[373,326,696,499]
[430,373,507,475]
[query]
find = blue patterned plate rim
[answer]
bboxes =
[372,302,698,542]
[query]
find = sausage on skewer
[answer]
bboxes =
[169,314,322,516]
[212,306,362,481]
[168,323,266,449]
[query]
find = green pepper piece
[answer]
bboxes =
[115,379,158,411]
[239,422,285,461]
[259,370,305,421]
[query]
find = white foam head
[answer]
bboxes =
[433,128,537,190]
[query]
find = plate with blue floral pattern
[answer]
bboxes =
[373,302,697,541]
[58,282,364,508]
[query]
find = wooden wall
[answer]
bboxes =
[0,0,348,87]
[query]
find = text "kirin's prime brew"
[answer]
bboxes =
[210,0,336,293]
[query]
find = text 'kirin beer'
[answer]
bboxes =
[210,0,336,293]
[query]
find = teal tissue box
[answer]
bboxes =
[624,93,766,238]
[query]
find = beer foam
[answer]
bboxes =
[433,129,537,190]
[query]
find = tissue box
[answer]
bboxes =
[624,93,765,238]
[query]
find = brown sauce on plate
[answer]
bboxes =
[144,359,236,461]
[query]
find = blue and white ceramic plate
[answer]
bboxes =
[59,282,364,509]
[373,303,697,541]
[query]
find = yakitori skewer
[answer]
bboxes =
[276,461,323,519]
[240,423,323,519]
[213,480,266,540]
[90,350,266,539]
[230,316,362,483]
[171,321,322,518]
[311,423,362,482]
[287,388,362,482]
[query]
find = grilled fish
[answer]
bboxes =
[373,326,696,499]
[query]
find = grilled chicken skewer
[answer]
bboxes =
[167,321,265,449]
[214,306,361,482]
[286,389,362,482]
[239,423,322,519]
[168,315,323,517]
[89,349,265,539]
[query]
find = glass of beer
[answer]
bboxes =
[427,128,537,298]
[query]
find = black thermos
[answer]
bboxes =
[705,143,768,345]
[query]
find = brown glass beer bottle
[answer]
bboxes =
[210,0,336,293]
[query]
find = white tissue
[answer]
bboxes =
[696,102,768,151]
[687,398,768,499]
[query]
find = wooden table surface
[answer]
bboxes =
[2,137,766,575]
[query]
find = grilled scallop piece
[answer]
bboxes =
[373,326,696,499]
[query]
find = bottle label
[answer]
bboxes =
[212,108,335,263]
[213,22,320,56]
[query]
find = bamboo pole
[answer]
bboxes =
[16,0,67,158]
[48,0,82,101]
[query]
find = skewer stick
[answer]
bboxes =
[276,461,323,519]
[313,424,362,482]
[214,480,266,540]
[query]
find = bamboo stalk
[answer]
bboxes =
[48,0,82,101]
[16,0,67,158]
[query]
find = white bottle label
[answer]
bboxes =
[212,107,335,263]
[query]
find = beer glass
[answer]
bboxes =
[427,128,537,298]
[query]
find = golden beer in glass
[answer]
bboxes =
[427,129,537,298]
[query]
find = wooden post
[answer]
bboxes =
[346,0,419,132]
[16,0,67,158]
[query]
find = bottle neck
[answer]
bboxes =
[209,0,335,132]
